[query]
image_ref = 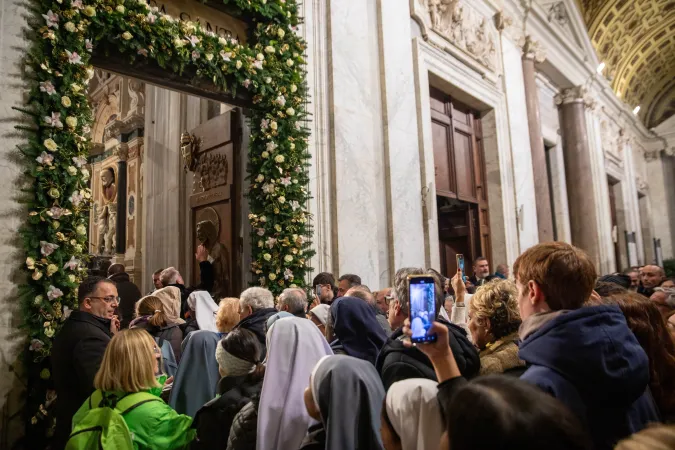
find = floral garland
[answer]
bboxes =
[20,0,312,437]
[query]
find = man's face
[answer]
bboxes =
[649,291,673,318]
[375,289,390,315]
[337,279,351,298]
[317,284,334,303]
[84,282,119,319]
[640,265,664,289]
[153,274,162,289]
[474,260,490,278]
[100,170,112,186]
[501,266,510,278]
[627,271,639,290]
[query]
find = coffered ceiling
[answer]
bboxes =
[576,0,675,128]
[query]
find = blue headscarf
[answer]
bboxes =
[266,311,294,332]
[331,297,388,365]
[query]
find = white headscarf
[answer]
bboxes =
[309,304,330,326]
[256,317,333,450]
[385,379,443,450]
[188,290,218,332]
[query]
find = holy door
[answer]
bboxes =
[188,110,242,298]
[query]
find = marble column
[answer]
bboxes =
[522,37,554,242]
[555,87,600,264]
[114,143,129,260]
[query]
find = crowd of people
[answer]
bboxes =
[50,241,675,449]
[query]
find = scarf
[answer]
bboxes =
[331,297,388,365]
[154,286,185,324]
[518,310,568,341]
[311,355,385,450]
[215,343,256,377]
[188,290,218,332]
[256,317,333,450]
[309,304,330,326]
[385,378,443,450]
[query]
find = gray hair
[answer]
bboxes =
[346,285,375,307]
[278,288,307,316]
[240,287,274,312]
[393,267,443,317]
[654,287,675,308]
[160,267,181,286]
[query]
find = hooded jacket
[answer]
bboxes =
[233,307,277,357]
[519,305,661,450]
[375,318,480,390]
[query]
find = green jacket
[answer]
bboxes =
[72,388,196,450]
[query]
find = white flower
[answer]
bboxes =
[286,59,294,67]
[72,0,83,9]
[45,112,63,128]
[65,50,82,65]
[76,224,87,235]
[265,45,275,54]
[62,305,72,320]
[52,220,60,230]
[262,183,275,194]
[284,268,293,280]
[48,206,68,219]
[284,255,293,263]
[265,237,277,248]
[188,35,200,47]
[44,327,55,338]
[261,151,269,159]
[72,155,87,168]
[81,168,90,179]
[266,141,278,152]
[263,253,272,261]
[34,295,43,305]
[64,21,76,32]
[206,53,214,61]
[174,38,185,48]
[278,196,286,204]
[270,121,278,130]
[257,228,265,236]
[42,10,59,29]
[275,95,286,106]
[290,200,300,211]
[69,190,84,206]
[280,177,292,186]
[265,77,272,84]
[122,31,133,40]
[32,271,43,281]
[48,188,60,198]
[63,255,80,271]
[47,264,58,276]
[39,81,56,95]
[26,257,36,269]
[36,152,54,166]
[61,95,72,107]
[261,118,270,129]
[40,241,59,256]
[274,155,285,163]
[278,28,286,38]
[85,39,93,52]
[235,60,242,69]
[286,107,295,116]
[44,139,58,153]
[255,174,265,183]
[83,5,96,16]
[291,84,298,93]
[256,53,264,61]
[218,36,227,45]
[290,142,295,149]
[116,5,125,13]
[252,60,263,70]
[192,50,200,60]
[65,116,77,128]
[68,274,76,283]
[29,339,44,351]
[268,273,277,281]
[67,166,78,176]
[220,51,231,62]
[138,48,148,57]
[147,12,157,23]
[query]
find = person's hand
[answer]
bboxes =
[195,244,208,262]
[402,318,451,361]
[110,315,120,335]
[310,296,320,310]
[165,376,174,385]
[451,270,466,300]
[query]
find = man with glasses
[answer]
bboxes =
[52,276,120,449]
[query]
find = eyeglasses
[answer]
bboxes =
[88,296,121,304]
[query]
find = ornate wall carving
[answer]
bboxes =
[413,0,499,72]
[193,152,229,193]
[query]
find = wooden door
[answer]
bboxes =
[431,87,491,276]
[608,178,620,271]
[189,110,241,297]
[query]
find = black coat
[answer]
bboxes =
[168,261,216,318]
[226,395,259,450]
[192,374,264,450]
[51,311,112,449]
[375,318,480,390]
[233,308,277,358]
[109,272,142,330]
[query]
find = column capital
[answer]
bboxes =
[494,11,513,31]
[113,142,129,162]
[521,35,546,63]
[554,86,596,109]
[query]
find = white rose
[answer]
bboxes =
[263,253,272,261]
[235,60,242,69]
[284,255,293,262]
[65,22,76,32]
[32,271,43,280]
[81,168,90,179]
[68,274,76,283]
[290,84,297,93]
[76,224,87,235]
[290,143,295,149]
[61,96,71,107]
[26,257,36,269]
[206,53,214,61]
[34,295,43,305]
[265,77,271,84]
[286,59,294,67]
[278,29,285,38]
[218,37,227,45]
[278,196,286,204]
[256,53,264,61]
[265,45,275,54]
[286,107,295,116]
[44,139,58,152]
[116,5,125,13]
[122,31,133,40]
[255,174,264,183]
[174,38,185,48]
[47,264,58,276]
[83,6,96,16]
[275,155,285,163]
[270,121,278,130]
[67,166,77,176]
[65,116,77,128]
[261,151,270,159]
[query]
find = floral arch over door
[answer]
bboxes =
[19,0,312,437]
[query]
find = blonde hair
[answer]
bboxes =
[216,297,241,333]
[94,329,159,393]
[615,425,675,450]
[469,279,521,340]
[135,295,168,328]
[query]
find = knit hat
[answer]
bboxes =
[215,342,256,377]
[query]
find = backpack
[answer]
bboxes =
[155,327,178,378]
[65,390,160,450]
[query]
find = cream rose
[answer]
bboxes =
[65,116,77,128]
[122,31,133,40]
[269,273,277,281]
[47,264,58,276]
[44,139,58,151]
[65,22,76,32]
[255,174,265,183]
[291,84,298,93]
[263,253,272,261]
[235,60,242,69]
[261,151,270,159]
[270,121,278,130]
[277,29,285,38]
[32,271,43,280]
[278,196,286,204]
[67,166,77,176]
[256,53,264,61]
[52,220,60,229]
[48,188,60,198]
[286,59,294,67]
[275,155,285,163]
[286,107,295,116]
[76,224,87,235]
[26,257,36,269]
[61,96,71,107]
[83,6,96,16]
[284,255,293,262]
[116,5,125,13]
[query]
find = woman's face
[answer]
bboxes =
[380,409,402,450]
[662,279,675,288]
[467,310,491,350]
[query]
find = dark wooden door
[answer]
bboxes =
[189,110,241,297]
[608,177,620,272]
[431,87,491,277]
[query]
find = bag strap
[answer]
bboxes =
[106,392,161,415]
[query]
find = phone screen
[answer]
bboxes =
[408,276,437,343]
[315,285,322,300]
[456,254,466,282]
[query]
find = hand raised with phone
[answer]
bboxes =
[402,317,461,383]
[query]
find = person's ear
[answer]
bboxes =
[81,298,92,311]
[528,280,546,308]
[484,317,492,332]
[394,299,402,317]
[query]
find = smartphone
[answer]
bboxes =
[408,275,437,344]
[456,254,466,283]
[315,285,322,300]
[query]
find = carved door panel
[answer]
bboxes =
[189,110,241,297]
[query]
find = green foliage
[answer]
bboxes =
[664,258,675,278]
[20,0,311,439]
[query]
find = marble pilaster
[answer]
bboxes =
[555,87,601,266]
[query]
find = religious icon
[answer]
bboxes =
[98,167,117,255]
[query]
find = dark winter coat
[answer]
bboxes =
[226,395,260,450]
[168,261,216,318]
[192,374,264,450]
[51,311,112,449]
[233,307,277,358]
[109,272,142,329]
[519,305,661,450]
[375,318,480,390]
[131,317,184,362]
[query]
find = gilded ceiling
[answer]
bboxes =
[576,0,675,128]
